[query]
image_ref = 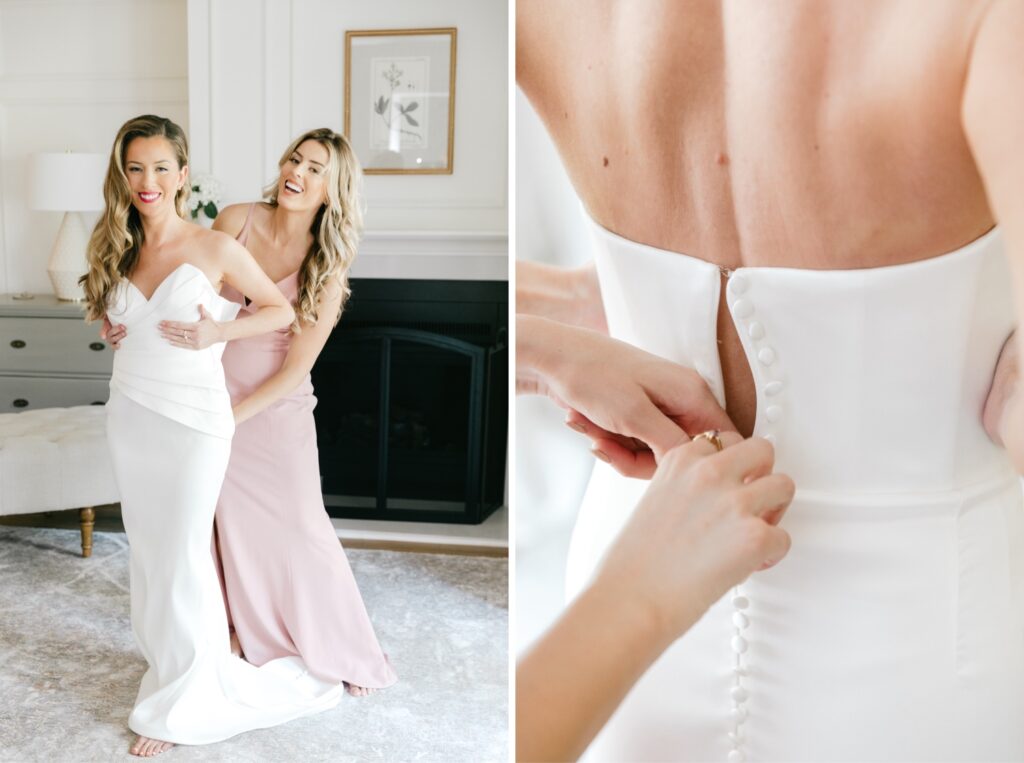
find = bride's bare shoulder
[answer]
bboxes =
[187,223,249,276]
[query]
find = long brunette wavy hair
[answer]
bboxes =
[262,128,363,330]
[80,115,190,321]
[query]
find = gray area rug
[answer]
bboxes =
[0,527,507,762]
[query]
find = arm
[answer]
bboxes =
[517,259,607,334]
[962,0,1024,471]
[159,234,294,347]
[231,278,343,426]
[517,579,682,763]
[517,434,794,762]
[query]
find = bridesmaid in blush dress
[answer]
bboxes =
[156,128,397,695]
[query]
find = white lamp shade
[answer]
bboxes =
[29,153,107,211]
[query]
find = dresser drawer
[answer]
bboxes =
[0,317,111,374]
[0,377,110,411]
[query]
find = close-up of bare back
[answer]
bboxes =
[519,0,998,435]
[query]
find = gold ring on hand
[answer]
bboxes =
[692,429,724,452]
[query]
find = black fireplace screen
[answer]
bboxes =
[311,279,507,524]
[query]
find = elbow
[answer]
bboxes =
[279,302,296,329]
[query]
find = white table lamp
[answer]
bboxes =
[29,152,108,301]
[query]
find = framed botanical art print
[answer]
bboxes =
[344,28,457,175]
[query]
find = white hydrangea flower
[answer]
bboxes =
[188,173,223,219]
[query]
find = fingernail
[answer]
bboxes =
[591,448,610,463]
[565,420,586,433]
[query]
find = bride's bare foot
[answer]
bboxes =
[229,630,243,658]
[344,682,376,697]
[130,735,174,757]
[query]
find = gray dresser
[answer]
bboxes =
[0,295,112,411]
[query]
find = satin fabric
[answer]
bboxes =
[105,264,344,744]
[566,219,1024,761]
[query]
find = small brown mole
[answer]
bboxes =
[715,151,729,166]
[602,156,609,167]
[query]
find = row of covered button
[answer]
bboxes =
[727,273,784,444]
[728,589,750,762]
[724,272,784,762]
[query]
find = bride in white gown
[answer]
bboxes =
[517,2,1024,760]
[81,115,342,757]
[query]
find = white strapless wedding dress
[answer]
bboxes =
[566,219,1024,762]
[104,264,343,744]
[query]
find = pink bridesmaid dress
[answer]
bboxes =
[213,205,398,689]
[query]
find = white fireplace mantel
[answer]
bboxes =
[352,231,508,281]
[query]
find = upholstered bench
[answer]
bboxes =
[0,406,118,557]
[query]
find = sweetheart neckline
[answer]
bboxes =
[126,262,220,303]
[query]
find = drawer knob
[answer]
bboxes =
[89,342,105,351]
[10,340,25,349]
[12,399,28,408]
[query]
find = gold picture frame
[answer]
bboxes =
[344,28,457,175]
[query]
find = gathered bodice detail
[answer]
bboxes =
[588,217,1016,494]
[105,263,241,439]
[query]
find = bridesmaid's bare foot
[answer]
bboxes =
[229,630,243,658]
[344,682,376,697]
[130,735,174,757]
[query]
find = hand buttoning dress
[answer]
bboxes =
[566,217,1024,762]
[212,206,397,689]
[105,263,344,744]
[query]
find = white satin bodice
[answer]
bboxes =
[590,219,1016,493]
[571,217,1024,761]
[105,263,241,439]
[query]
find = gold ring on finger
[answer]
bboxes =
[692,429,724,452]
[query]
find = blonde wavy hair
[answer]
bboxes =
[262,127,363,330]
[80,115,190,321]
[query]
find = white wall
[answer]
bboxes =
[0,0,189,295]
[188,0,507,235]
[0,0,505,296]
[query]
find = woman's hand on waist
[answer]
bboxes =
[100,316,127,350]
[159,304,224,350]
